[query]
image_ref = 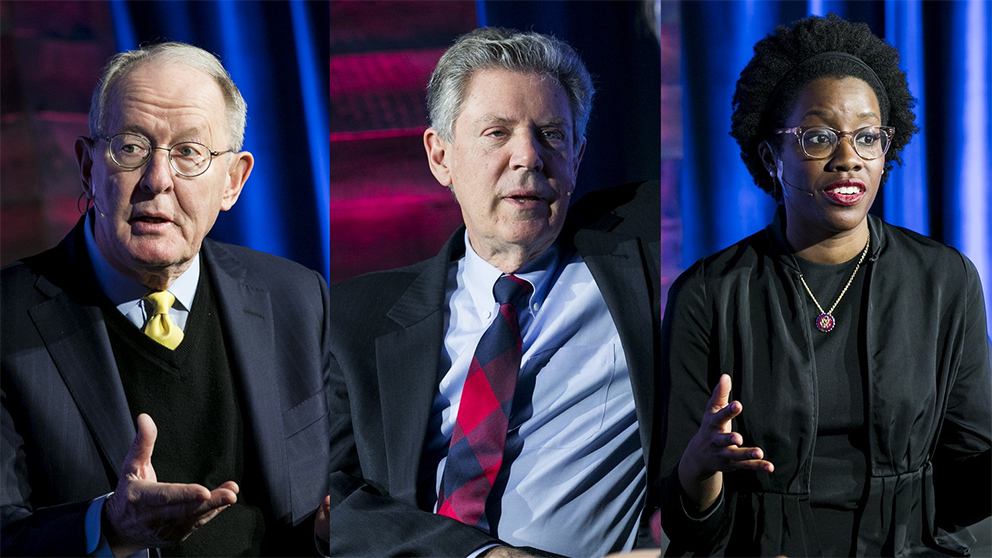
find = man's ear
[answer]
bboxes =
[220,151,254,211]
[424,128,452,187]
[75,136,96,199]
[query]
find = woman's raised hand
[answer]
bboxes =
[677,374,774,513]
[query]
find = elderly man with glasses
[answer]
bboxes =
[1,42,330,556]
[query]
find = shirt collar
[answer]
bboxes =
[83,210,199,314]
[462,230,561,318]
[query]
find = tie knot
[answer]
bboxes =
[493,275,533,307]
[144,291,176,315]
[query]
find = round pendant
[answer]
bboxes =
[816,313,835,332]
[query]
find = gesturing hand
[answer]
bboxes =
[678,374,773,513]
[102,414,239,556]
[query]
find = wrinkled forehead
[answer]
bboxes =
[457,69,573,125]
[105,60,228,138]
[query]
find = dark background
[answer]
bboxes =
[1,0,330,279]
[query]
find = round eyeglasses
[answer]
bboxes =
[95,133,234,177]
[772,125,895,161]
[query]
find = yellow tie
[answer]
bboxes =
[143,291,184,350]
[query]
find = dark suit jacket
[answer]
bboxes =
[0,219,332,556]
[324,181,662,556]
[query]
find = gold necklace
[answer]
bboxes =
[798,234,871,332]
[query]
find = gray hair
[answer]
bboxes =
[427,27,594,147]
[88,42,247,150]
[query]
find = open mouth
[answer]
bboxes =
[129,215,174,231]
[822,182,866,206]
[503,192,549,208]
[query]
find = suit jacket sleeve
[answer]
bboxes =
[656,259,734,554]
[324,352,503,557]
[324,352,566,558]
[1,250,122,556]
[322,256,506,557]
[1,396,94,556]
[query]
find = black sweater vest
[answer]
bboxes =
[103,271,265,556]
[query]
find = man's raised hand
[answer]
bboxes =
[102,414,239,556]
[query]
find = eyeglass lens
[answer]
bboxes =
[801,126,890,160]
[108,133,211,176]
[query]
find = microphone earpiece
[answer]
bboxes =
[774,160,792,199]
[776,160,814,198]
[91,196,106,218]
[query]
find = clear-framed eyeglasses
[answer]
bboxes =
[772,125,895,161]
[94,133,234,178]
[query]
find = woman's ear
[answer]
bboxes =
[758,140,785,203]
[758,140,777,177]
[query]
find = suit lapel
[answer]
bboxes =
[200,241,289,520]
[28,225,135,479]
[375,232,462,505]
[30,285,135,477]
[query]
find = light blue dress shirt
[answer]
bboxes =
[80,210,200,556]
[423,232,646,557]
[84,211,199,330]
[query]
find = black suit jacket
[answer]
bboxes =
[0,219,332,556]
[324,181,662,556]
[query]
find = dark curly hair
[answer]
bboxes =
[730,14,918,200]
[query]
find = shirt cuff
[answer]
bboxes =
[84,494,112,555]
[679,485,724,522]
[315,531,330,557]
[469,543,500,558]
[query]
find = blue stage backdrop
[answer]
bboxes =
[108,0,330,281]
[681,0,992,335]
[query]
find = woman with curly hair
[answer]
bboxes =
[656,14,991,556]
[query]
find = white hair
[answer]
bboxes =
[426,27,594,147]
[88,42,247,150]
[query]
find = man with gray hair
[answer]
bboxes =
[319,27,661,557]
[1,42,330,555]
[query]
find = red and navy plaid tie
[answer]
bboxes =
[438,274,533,529]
